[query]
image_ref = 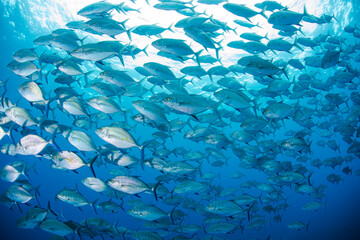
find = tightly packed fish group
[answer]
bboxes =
[2,0,360,239]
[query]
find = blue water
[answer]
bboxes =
[1,0,360,239]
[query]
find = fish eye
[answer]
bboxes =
[167,97,172,101]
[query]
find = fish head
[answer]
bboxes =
[106,178,121,189]
[132,100,142,108]
[213,90,224,100]
[7,61,18,71]
[262,108,271,117]
[70,47,84,56]
[5,107,15,118]
[162,95,175,105]
[95,127,108,138]
[99,71,108,78]
[151,39,165,49]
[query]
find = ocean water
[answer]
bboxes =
[0,0,360,240]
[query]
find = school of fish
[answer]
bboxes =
[1,0,360,239]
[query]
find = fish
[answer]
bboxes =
[106,176,149,195]
[16,134,54,155]
[62,129,97,152]
[40,220,74,236]
[287,221,310,231]
[51,151,97,177]
[96,126,141,149]
[128,204,169,221]
[56,188,96,211]
[13,48,38,63]
[132,100,168,125]
[5,184,35,204]
[205,200,243,216]
[5,106,38,127]
[268,7,310,25]
[223,3,267,22]
[82,177,107,192]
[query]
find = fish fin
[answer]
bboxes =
[88,155,98,178]
[1,78,8,101]
[47,201,58,217]
[49,127,61,152]
[80,35,88,45]
[194,49,203,66]
[90,199,98,214]
[114,2,125,14]
[83,71,94,86]
[212,99,224,121]
[20,164,31,183]
[303,5,309,17]
[196,161,203,178]
[282,66,289,80]
[7,123,16,144]
[202,223,208,234]
[169,206,177,224]
[294,37,303,51]
[215,46,222,61]
[140,144,145,170]
[260,5,268,19]
[118,44,129,66]
[142,45,149,56]
[153,180,161,202]
[16,202,23,214]
[126,27,135,41]
[34,187,40,206]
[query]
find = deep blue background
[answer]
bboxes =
[1,1,360,240]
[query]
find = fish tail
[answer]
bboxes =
[1,79,8,107]
[126,27,135,41]
[34,187,40,206]
[47,201,58,217]
[21,164,31,183]
[260,5,268,19]
[88,155,98,178]
[212,99,224,121]
[303,5,309,17]
[139,144,145,170]
[118,44,129,66]
[294,37,304,51]
[7,123,16,144]
[282,66,289,80]
[15,202,23,214]
[197,160,203,177]
[332,14,340,23]
[142,45,149,56]
[167,23,174,33]
[80,35,88,45]
[169,206,177,224]
[194,49,203,66]
[83,70,94,86]
[202,223,208,234]
[153,180,161,202]
[112,220,120,234]
[90,198,98,214]
[115,3,125,14]
[50,127,61,152]
[215,46,222,61]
